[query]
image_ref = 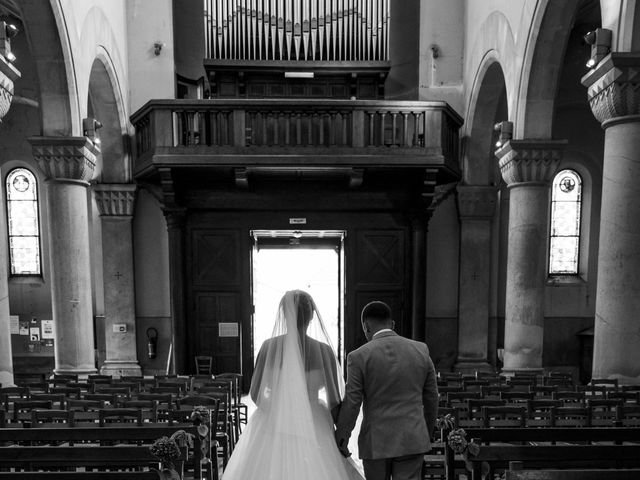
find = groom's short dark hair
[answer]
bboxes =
[361,301,392,324]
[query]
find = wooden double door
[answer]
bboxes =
[186,211,413,390]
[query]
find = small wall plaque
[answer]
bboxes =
[289,218,307,224]
[219,322,239,338]
[113,324,127,333]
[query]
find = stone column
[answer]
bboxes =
[455,185,497,373]
[29,137,99,376]
[582,53,640,383]
[495,140,565,373]
[94,184,142,377]
[0,54,20,386]
[164,209,187,374]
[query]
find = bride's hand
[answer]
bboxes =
[331,403,342,424]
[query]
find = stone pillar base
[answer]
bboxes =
[53,367,98,378]
[454,361,495,375]
[99,360,142,378]
[0,371,15,387]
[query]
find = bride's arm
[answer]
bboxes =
[249,344,267,405]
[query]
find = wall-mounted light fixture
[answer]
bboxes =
[83,117,103,147]
[430,44,440,59]
[494,120,513,148]
[154,41,165,56]
[0,20,19,63]
[584,28,612,69]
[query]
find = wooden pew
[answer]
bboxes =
[0,445,174,472]
[443,427,640,479]
[0,424,208,480]
[504,461,640,480]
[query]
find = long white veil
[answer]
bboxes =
[223,290,352,479]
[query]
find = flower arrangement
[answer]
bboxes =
[150,435,182,467]
[190,406,212,462]
[436,413,456,432]
[447,428,483,473]
[150,430,192,480]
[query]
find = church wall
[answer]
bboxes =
[133,189,171,374]
[426,195,459,370]
[385,0,421,99]
[418,0,464,114]
[126,0,176,112]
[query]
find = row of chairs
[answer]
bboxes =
[438,399,640,430]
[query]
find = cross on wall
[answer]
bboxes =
[114,271,123,280]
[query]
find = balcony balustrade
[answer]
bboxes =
[131,99,461,177]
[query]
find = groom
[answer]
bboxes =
[335,301,439,480]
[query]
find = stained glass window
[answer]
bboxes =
[549,169,582,275]
[6,168,41,275]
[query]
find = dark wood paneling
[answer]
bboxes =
[355,230,405,287]
[190,230,241,288]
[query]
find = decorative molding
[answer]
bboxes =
[582,53,640,124]
[496,139,567,186]
[0,55,19,122]
[28,137,100,184]
[457,185,497,219]
[429,181,458,212]
[93,184,137,216]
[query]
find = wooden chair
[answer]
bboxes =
[462,379,490,392]
[30,393,66,409]
[117,400,159,423]
[481,384,513,399]
[135,392,175,410]
[0,409,5,428]
[590,378,619,391]
[526,399,563,427]
[500,391,535,403]
[217,373,248,428]
[196,390,233,467]
[12,400,53,422]
[150,385,183,396]
[195,356,213,374]
[481,406,527,428]
[551,406,591,427]
[84,393,118,405]
[553,390,585,406]
[65,398,105,411]
[475,372,506,384]
[588,398,622,427]
[49,387,82,399]
[98,408,144,427]
[466,399,505,428]
[507,377,536,391]
[529,385,557,397]
[609,390,640,404]
[616,405,640,427]
[31,409,75,426]
[92,386,132,399]
[88,374,112,384]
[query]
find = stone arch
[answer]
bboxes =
[88,50,130,183]
[17,0,80,135]
[515,0,586,138]
[464,55,508,185]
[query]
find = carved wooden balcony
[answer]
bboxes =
[131,99,462,180]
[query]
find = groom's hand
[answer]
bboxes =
[335,431,351,458]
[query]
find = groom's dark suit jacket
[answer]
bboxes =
[336,331,439,460]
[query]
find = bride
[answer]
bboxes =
[222,290,364,480]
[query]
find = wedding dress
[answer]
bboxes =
[222,290,364,480]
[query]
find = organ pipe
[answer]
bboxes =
[204,0,390,61]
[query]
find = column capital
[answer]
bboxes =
[0,56,19,122]
[496,139,567,186]
[93,183,137,216]
[28,136,100,184]
[582,52,640,124]
[457,185,497,219]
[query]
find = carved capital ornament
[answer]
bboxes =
[29,137,100,184]
[582,53,640,124]
[93,184,137,216]
[495,140,566,186]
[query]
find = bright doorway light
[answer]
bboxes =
[252,246,341,363]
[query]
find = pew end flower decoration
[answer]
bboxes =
[447,428,484,474]
[190,406,212,462]
[150,430,193,480]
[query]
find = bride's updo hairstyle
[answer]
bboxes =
[294,290,314,332]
